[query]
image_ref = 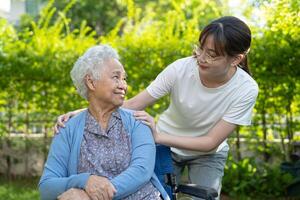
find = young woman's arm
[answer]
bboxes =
[123,90,157,110]
[134,111,236,152]
[156,119,236,152]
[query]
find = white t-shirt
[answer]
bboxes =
[147,56,259,156]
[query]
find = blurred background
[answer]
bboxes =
[0,0,299,199]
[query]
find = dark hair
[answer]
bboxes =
[199,16,251,75]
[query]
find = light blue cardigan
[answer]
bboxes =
[39,108,169,200]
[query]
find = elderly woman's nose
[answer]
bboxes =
[118,79,127,89]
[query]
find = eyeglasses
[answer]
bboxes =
[192,44,222,64]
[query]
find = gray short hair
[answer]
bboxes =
[70,45,119,100]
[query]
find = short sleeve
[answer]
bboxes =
[222,87,258,126]
[146,63,177,99]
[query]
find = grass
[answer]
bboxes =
[0,174,288,200]
[0,176,39,200]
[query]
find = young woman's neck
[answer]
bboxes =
[200,66,237,88]
[88,98,116,130]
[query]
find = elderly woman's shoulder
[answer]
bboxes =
[118,108,151,134]
[118,107,134,118]
[63,110,87,130]
[118,108,141,125]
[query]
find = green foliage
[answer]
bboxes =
[53,0,127,35]
[0,177,39,200]
[52,0,225,35]
[223,155,294,199]
[236,0,300,159]
[0,1,98,135]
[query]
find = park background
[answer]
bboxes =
[0,0,299,199]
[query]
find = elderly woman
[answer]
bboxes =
[38,45,169,200]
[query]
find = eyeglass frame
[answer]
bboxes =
[192,44,224,64]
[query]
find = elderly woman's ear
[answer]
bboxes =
[85,75,96,91]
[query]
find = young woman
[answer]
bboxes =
[56,16,258,199]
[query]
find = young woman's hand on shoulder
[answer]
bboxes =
[133,110,159,142]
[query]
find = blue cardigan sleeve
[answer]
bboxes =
[38,127,90,200]
[110,120,156,199]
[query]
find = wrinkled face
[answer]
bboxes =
[193,35,236,78]
[89,58,127,108]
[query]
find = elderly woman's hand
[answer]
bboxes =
[133,111,159,142]
[85,175,116,200]
[57,188,90,200]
